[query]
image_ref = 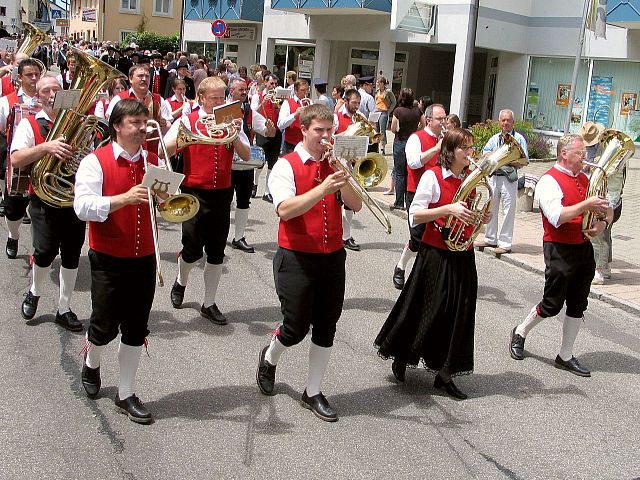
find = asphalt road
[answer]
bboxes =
[0,192,638,480]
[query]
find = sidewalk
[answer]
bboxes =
[368,145,640,316]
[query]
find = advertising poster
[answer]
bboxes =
[587,76,613,126]
[556,84,571,106]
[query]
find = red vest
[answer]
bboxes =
[116,91,162,155]
[277,152,343,254]
[283,97,303,146]
[24,116,53,195]
[258,90,278,124]
[243,102,254,143]
[168,98,183,115]
[407,129,439,193]
[88,145,158,258]
[541,167,589,245]
[1,76,15,96]
[421,166,473,251]
[335,111,353,134]
[181,111,234,190]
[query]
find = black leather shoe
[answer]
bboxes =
[251,184,258,198]
[55,310,83,332]
[6,238,18,259]
[201,303,228,325]
[0,200,5,217]
[393,266,405,290]
[22,213,30,225]
[232,237,255,253]
[115,394,153,424]
[170,280,185,309]
[392,359,406,382]
[262,193,273,203]
[256,345,277,396]
[554,355,591,377]
[509,327,525,360]
[301,390,338,422]
[343,238,361,251]
[21,291,40,320]
[434,374,467,400]
[81,355,101,399]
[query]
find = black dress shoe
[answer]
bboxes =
[434,374,467,400]
[231,237,255,253]
[301,390,338,422]
[115,394,153,424]
[393,266,405,290]
[21,291,40,320]
[6,238,18,259]
[256,345,277,396]
[201,303,228,325]
[251,184,258,198]
[81,356,101,399]
[262,193,273,203]
[554,355,591,377]
[392,359,406,382]
[0,200,5,217]
[170,280,185,309]
[509,327,525,360]
[55,310,83,332]
[343,238,361,251]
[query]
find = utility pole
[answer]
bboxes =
[459,0,479,127]
[563,0,590,134]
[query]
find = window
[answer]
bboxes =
[0,7,6,16]
[120,30,136,43]
[153,0,172,16]
[120,0,139,13]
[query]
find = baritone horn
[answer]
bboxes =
[321,139,392,234]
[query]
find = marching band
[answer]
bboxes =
[1,26,627,425]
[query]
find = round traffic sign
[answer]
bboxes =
[211,19,226,37]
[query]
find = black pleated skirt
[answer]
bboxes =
[375,242,478,376]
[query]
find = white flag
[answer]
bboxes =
[587,0,607,39]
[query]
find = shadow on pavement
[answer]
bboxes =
[477,285,524,309]
[577,350,640,374]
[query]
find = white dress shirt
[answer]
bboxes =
[277,94,304,130]
[534,163,587,228]
[169,94,192,118]
[268,143,318,210]
[409,166,464,228]
[10,109,52,153]
[106,88,172,123]
[0,88,37,132]
[405,127,437,170]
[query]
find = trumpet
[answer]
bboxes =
[300,97,313,107]
[321,139,391,234]
[266,88,283,109]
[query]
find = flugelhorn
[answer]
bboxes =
[341,111,383,143]
[321,139,391,234]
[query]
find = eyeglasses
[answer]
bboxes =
[565,149,587,158]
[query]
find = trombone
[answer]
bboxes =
[321,139,392,234]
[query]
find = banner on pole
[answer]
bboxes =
[587,0,607,39]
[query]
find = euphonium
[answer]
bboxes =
[175,115,239,149]
[16,22,48,75]
[442,133,527,251]
[30,48,126,208]
[341,110,383,143]
[581,129,635,238]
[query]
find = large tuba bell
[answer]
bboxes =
[175,115,239,150]
[30,48,126,208]
[442,132,528,251]
[16,22,49,75]
[341,111,384,144]
[581,129,635,238]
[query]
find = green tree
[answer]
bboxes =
[121,32,180,54]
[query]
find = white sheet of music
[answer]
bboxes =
[333,135,369,160]
[142,165,184,196]
[53,90,83,111]
[368,111,382,123]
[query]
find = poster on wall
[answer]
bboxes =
[556,84,571,106]
[620,92,637,116]
[526,83,539,120]
[587,76,614,127]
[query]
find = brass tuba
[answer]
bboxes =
[30,48,126,208]
[442,133,527,251]
[341,111,383,144]
[581,129,635,238]
[16,22,48,75]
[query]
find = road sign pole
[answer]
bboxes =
[216,36,220,67]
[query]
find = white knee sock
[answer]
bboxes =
[85,340,105,369]
[118,342,142,400]
[265,335,287,366]
[6,218,21,240]
[30,263,49,296]
[0,179,5,197]
[234,208,249,240]
[306,343,332,397]
[396,244,415,270]
[203,262,222,308]
[264,169,272,195]
[177,255,196,286]
[559,314,583,361]
[58,266,78,314]
[254,167,262,187]
[515,305,544,338]
[342,208,353,240]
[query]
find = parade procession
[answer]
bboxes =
[1,1,640,478]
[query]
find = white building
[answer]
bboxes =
[0,0,22,35]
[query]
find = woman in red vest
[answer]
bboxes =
[256,104,361,422]
[375,128,490,400]
[74,99,159,424]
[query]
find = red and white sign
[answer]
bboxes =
[211,19,226,38]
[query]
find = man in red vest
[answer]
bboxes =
[509,134,611,377]
[256,103,362,422]
[74,99,158,424]
[278,79,310,155]
[392,103,445,289]
[251,73,280,203]
[164,76,251,325]
[10,76,85,332]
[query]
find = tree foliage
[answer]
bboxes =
[470,119,553,159]
[120,31,180,54]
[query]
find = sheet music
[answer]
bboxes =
[368,111,382,123]
[142,164,184,196]
[53,90,83,111]
[333,135,369,159]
